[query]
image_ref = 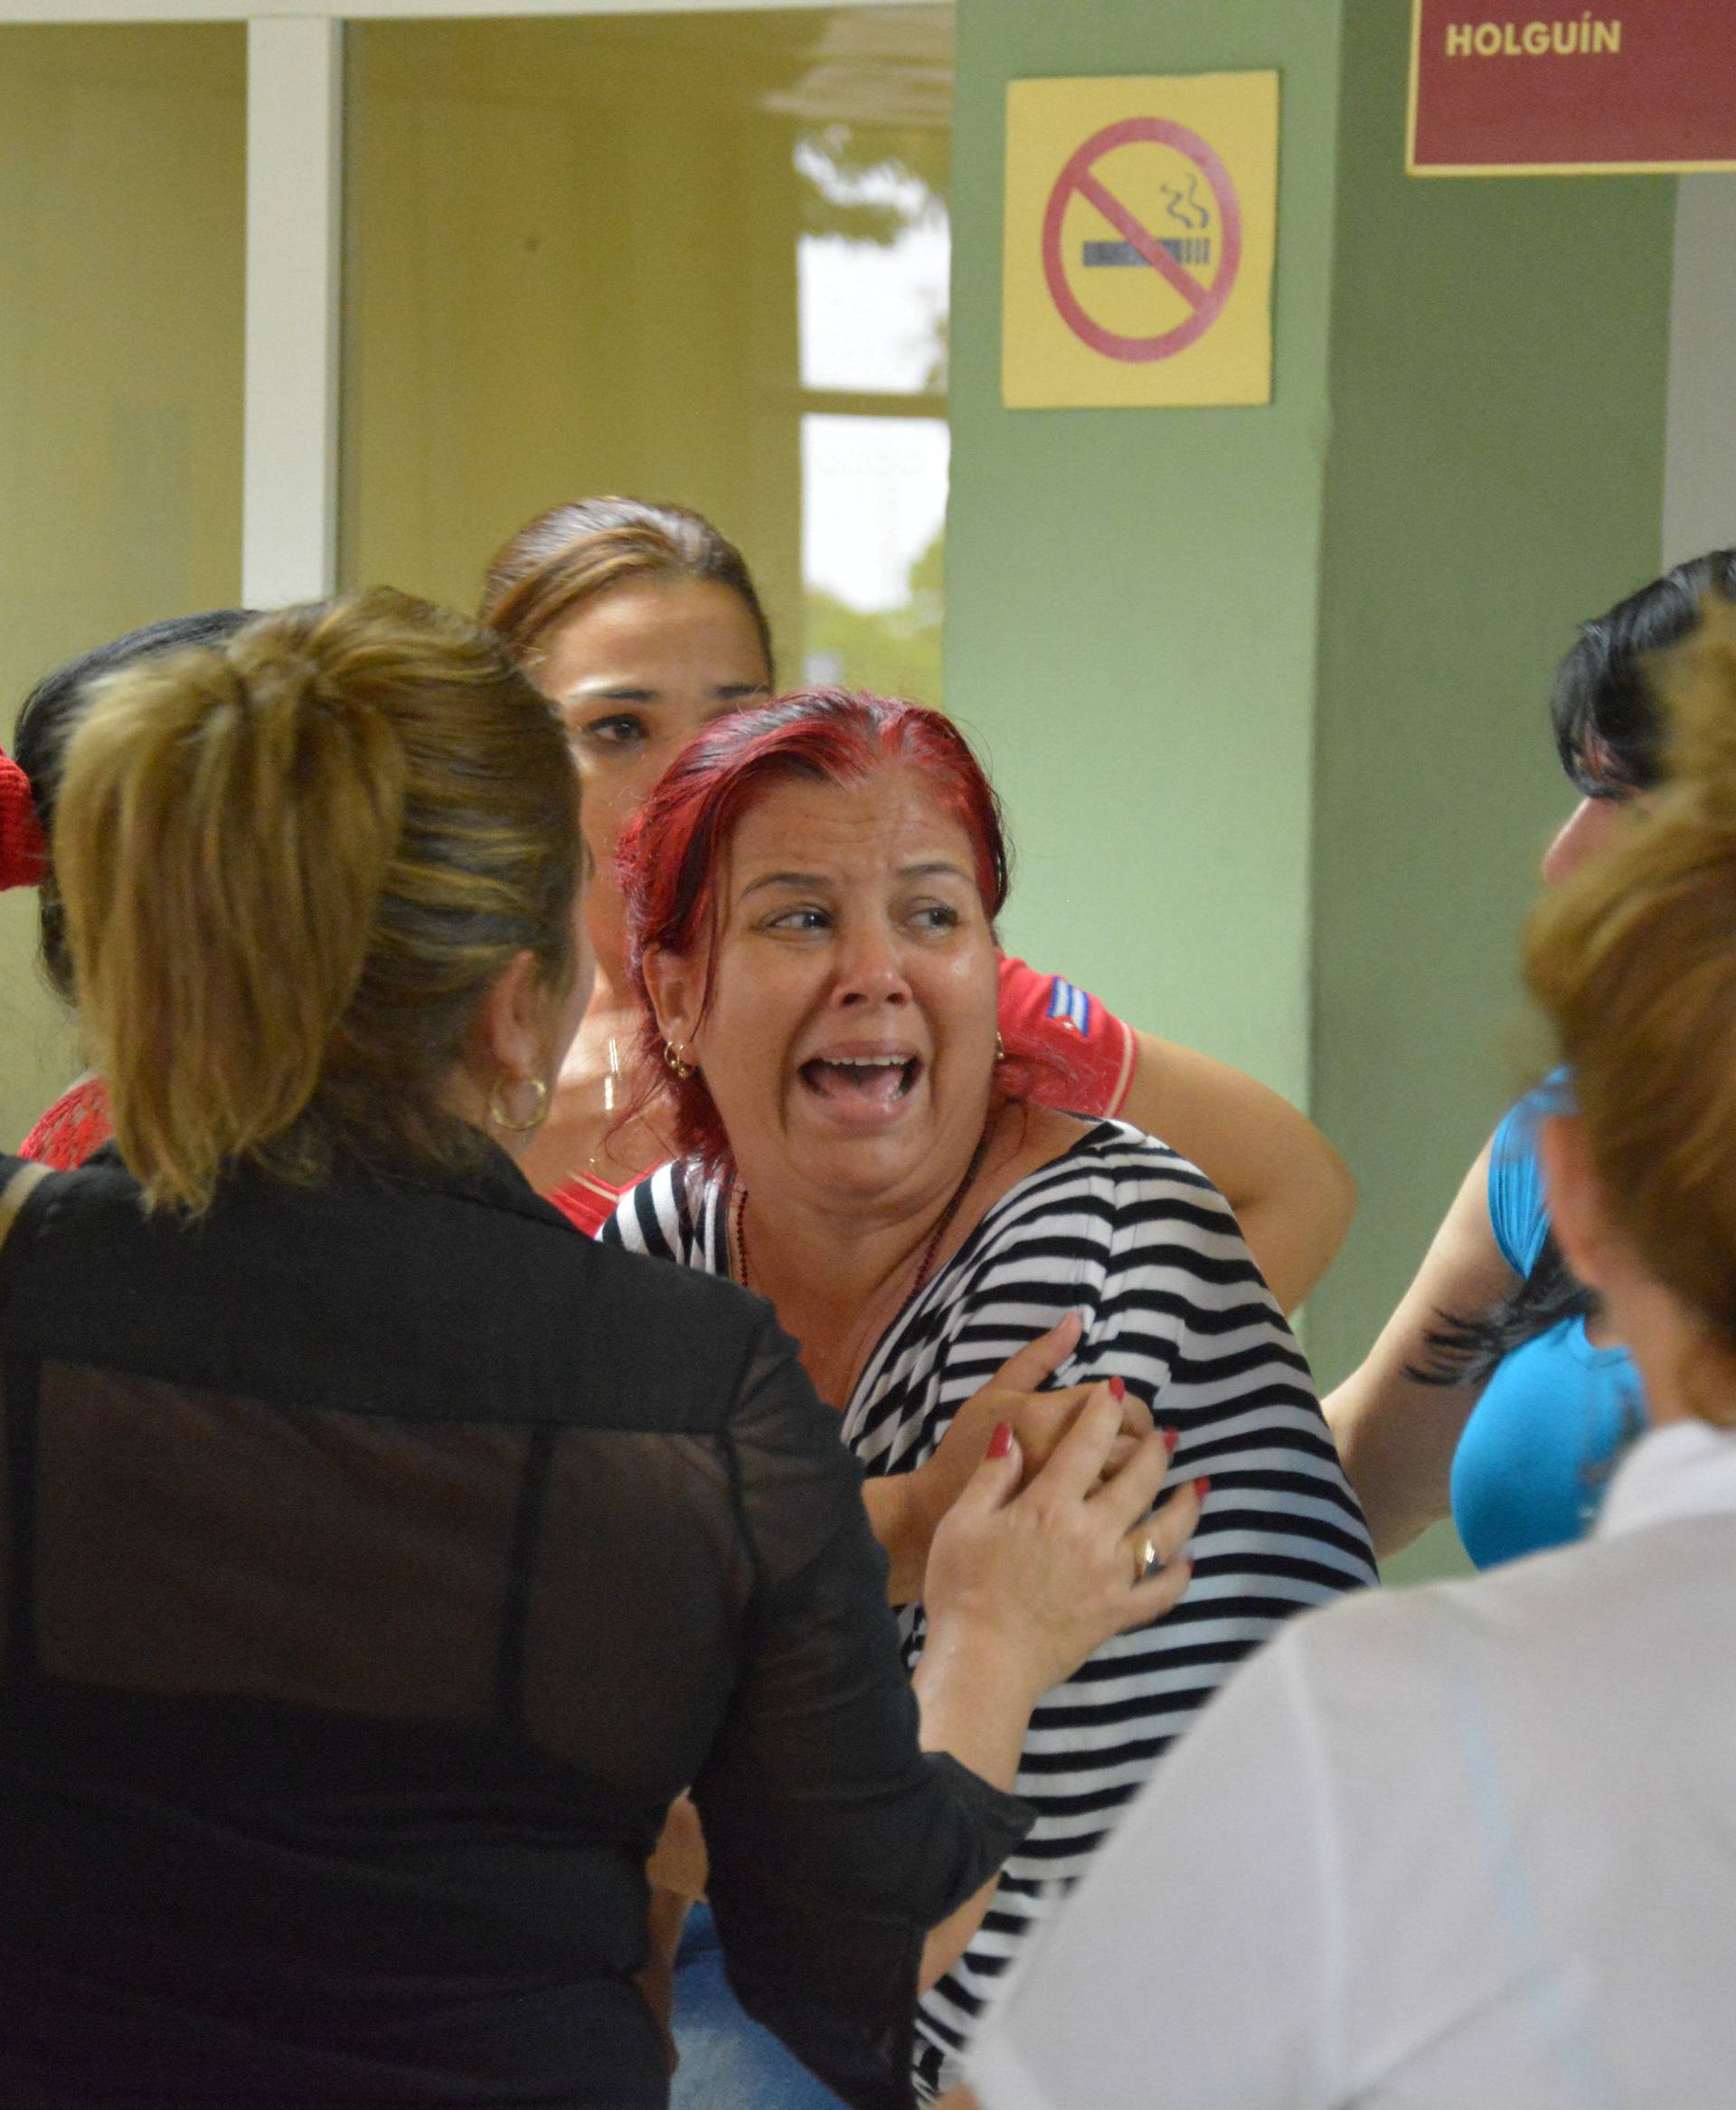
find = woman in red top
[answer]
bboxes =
[479,496,1355,1311]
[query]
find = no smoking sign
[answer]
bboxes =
[1005,74,1278,409]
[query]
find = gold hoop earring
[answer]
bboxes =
[995,1031,1006,1064]
[488,1075,550,1135]
[663,1041,694,1081]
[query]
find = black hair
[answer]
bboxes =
[13,608,255,998]
[1410,1228,1593,1389]
[1550,547,1736,796]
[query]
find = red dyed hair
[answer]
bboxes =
[618,688,1065,1167]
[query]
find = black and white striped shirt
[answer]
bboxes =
[606,1120,1377,2097]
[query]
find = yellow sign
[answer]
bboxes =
[1003,73,1278,410]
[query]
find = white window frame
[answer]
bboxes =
[1,0,939,605]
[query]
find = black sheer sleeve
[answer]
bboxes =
[692,1310,1031,2110]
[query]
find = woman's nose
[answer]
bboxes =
[835,922,911,1004]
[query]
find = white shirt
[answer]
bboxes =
[965,1418,1736,2110]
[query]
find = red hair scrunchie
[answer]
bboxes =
[0,746,47,890]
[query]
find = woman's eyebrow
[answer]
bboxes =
[740,861,971,898]
[563,680,659,704]
[740,870,824,900]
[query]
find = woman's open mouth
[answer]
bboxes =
[798,1055,921,1107]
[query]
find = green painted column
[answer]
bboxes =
[947,0,1345,1112]
[948,0,1675,1578]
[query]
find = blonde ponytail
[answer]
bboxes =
[54,589,579,1212]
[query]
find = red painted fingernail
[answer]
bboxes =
[1109,1376,1126,1400]
[1194,1477,1212,1500]
[1163,1427,1179,1455]
[986,1422,1014,1460]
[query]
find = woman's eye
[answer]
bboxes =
[765,906,829,934]
[574,712,649,749]
[910,902,962,934]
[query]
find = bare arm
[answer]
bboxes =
[1118,1032,1356,1314]
[1323,1140,1519,1559]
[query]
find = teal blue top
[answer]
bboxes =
[1448,1080,1643,1568]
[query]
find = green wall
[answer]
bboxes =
[947,0,1345,1109]
[948,0,1675,1578]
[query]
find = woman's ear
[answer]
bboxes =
[1538,1112,1612,1297]
[471,947,550,1083]
[642,945,701,1050]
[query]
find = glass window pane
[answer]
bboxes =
[342,5,951,699]
[797,137,949,394]
[0,24,245,1154]
[801,413,946,696]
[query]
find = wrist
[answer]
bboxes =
[916,1605,1051,1723]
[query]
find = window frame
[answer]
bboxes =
[0,0,948,605]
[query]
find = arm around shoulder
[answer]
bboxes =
[1118,1032,1355,1314]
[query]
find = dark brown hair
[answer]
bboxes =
[479,496,774,680]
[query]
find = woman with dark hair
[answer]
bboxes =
[6,608,256,1168]
[606,687,1378,2101]
[479,495,1356,1314]
[0,591,1187,2108]
[1327,547,1736,1565]
[956,591,1736,2110]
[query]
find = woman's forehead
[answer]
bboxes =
[727,767,975,876]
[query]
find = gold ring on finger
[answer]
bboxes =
[1133,1535,1160,1585]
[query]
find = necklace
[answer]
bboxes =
[580,1037,627,1182]
[732,1128,992,1330]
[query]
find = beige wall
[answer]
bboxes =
[0,24,245,1152]
[342,13,941,658]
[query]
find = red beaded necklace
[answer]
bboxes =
[731,1128,991,1330]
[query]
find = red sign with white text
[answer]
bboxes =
[1409,0,1736,174]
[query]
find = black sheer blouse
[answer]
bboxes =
[0,1147,1028,2108]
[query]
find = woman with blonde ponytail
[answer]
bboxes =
[0,589,1194,2108]
[958,588,1736,2110]
[6,608,256,1168]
